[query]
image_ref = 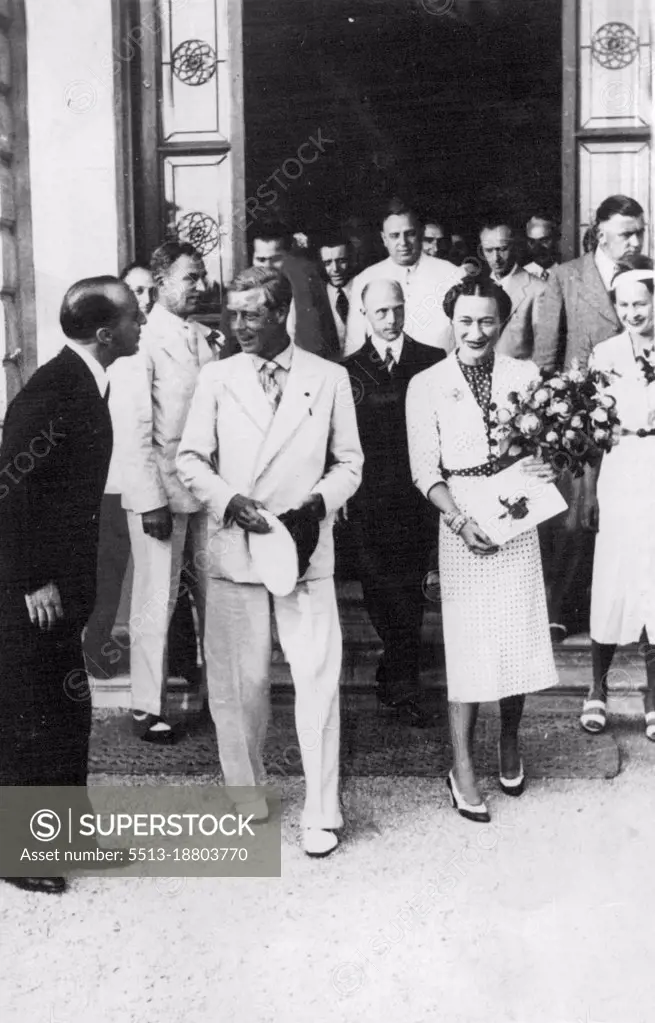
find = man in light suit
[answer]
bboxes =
[177,267,363,857]
[479,218,546,360]
[344,197,464,357]
[111,241,217,741]
[534,194,645,639]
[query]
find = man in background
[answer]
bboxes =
[422,217,451,261]
[534,194,644,640]
[345,197,463,356]
[523,214,560,281]
[112,241,216,742]
[317,232,355,357]
[479,216,545,360]
[84,261,198,685]
[247,221,339,358]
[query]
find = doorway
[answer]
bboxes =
[242,0,562,240]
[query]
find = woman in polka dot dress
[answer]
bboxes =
[406,277,558,822]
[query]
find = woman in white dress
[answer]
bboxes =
[406,276,558,822]
[579,257,655,740]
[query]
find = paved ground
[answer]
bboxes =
[2,705,653,1023]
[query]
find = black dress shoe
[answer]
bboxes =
[132,712,177,745]
[2,876,67,894]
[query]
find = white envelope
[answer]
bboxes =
[462,458,568,545]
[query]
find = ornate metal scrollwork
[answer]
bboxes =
[177,212,220,256]
[172,39,218,86]
[591,22,639,70]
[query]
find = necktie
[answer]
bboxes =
[335,287,349,324]
[384,346,396,376]
[259,361,281,411]
[103,382,111,404]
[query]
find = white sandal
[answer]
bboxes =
[580,699,607,734]
[645,711,655,743]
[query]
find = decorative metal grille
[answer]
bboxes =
[591,22,639,70]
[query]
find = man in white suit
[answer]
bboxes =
[479,218,546,360]
[111,241,217,742]
[344,197,464,357]
[177,267,363,857]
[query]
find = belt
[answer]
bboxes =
[442,461,501,480]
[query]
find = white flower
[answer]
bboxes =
[591,407,608,424]
[518,413,541,436]
[550,400,571,418]
[570,415,584,429]
[551,377,568,392]
[495,407,513,424]
[532,388,551,406]
[545,430,558,444]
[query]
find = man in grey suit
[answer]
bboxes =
[479,217,546,360]
[533,194,645,639]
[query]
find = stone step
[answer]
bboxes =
[88,579,648,709]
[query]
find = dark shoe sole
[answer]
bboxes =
[3,876,67,894]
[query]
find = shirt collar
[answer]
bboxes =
[251,341,294,373]
[369,333,404,363]
[491,262,519,284]
[595,246,617,292]
[64,341,108,396]
[149,301,191,336]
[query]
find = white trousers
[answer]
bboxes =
[204,577,343,830]
[127,510,207,715]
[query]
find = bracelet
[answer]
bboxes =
[443,510,469,535]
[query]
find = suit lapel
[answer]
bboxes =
[577,253,620,330]
[500,270,528,320]
[224,355,274,437]
[253,347,325,481]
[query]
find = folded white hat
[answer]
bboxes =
[247,510,299,596]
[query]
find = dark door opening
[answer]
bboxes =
[243,0,562,242]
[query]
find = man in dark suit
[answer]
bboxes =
[534,194,645,639]
[254,222,340,358]
[0,277,143,894]
[343,279,444,726]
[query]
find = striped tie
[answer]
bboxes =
[260,362,281,411]
[384,346,396,375]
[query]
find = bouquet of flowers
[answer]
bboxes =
[488,360,621,478]
[635,344,655,384]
